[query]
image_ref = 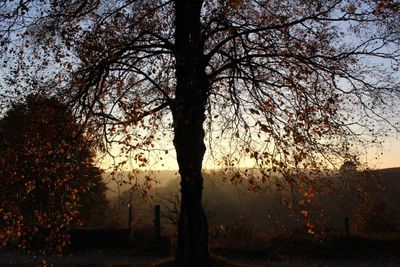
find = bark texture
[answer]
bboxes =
[173,0,209,266]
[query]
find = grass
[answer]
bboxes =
[211,229,400,262]
[150,255,254,267]
[1,224,400,266]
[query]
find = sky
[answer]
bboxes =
[369,136,400,169]
[99,134,400,171]
[1,1,399,172]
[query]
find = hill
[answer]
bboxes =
[102,167,400,233]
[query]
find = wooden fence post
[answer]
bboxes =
[128,191,133,238]
[155,204,161,240]
[345,217,350,237]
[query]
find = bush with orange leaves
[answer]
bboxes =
[0,95,107,255]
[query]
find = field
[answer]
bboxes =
[1,167,399,266]
[1,225,399,266]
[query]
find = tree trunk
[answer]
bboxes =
[173,1,209,266]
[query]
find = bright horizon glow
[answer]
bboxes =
[367,136,400,169]
[98,135,400,171]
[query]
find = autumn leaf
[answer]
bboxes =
[228,0,242,8]
[301,210,309,217]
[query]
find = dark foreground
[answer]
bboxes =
[1,229,400,266]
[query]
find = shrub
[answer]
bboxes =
[352,193,398,234]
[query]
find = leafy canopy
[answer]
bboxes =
[0,1,399,173]
[0,0,399,257]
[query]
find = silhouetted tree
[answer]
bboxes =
[1,1,399,265]
[76,164,109,227]
[352,192,398,234]
[340,161,358,175]
[0,95,108,254]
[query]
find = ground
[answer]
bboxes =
[1,228,399,266]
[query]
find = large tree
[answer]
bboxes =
[0,95,108,254]
[1,0,399,265]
